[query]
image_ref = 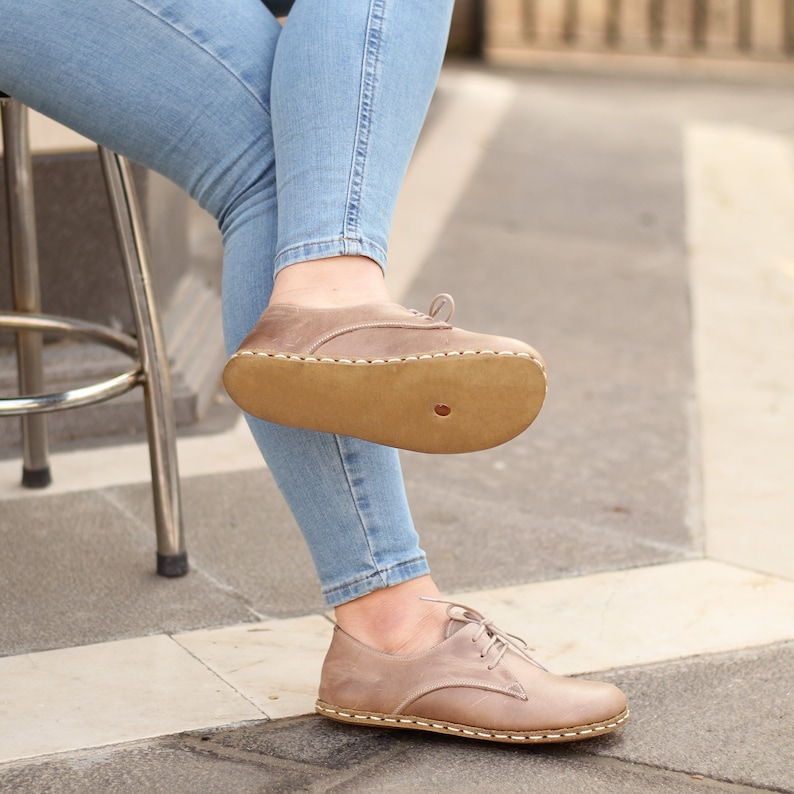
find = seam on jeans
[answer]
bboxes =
[343,0,386,242]
[275,236,388,269]
[127,0,273,118]
[277,236,386,255]
[330,433,388,591]
[322,556,429,602]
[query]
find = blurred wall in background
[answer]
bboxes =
[477,0,794,76]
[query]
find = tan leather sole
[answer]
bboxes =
[223,350,547,453]
[316,700,630,744]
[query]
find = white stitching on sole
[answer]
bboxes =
[231,350,541,365]
[315,704,629,743]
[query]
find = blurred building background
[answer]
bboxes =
[451,0,794,77]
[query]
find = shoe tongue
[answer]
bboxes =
[443,604,488,640]
[444,617,469,639]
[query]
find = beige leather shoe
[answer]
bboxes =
[223,295,547,454]
[316,601,629,744]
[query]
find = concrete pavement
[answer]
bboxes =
[1,65,793,792]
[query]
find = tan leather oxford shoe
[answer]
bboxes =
[223,295,547,454]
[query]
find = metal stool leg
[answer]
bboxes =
[1,98,52,488]
[99,149,188,576]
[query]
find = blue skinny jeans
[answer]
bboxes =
[0,0,454,606]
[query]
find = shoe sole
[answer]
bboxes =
[223,350,547,453]
[315,700,630,744]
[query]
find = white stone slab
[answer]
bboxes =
[173,615,334,720]
[0,415,263,501]
[457,560,794,675]
[685,124,794,582]
[0,635,263,763]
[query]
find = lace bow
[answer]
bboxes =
[422,597,548,672]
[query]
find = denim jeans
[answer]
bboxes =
[0,0,454,605]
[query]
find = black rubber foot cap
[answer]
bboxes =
[22,467,52,489]
[157,551,189,577]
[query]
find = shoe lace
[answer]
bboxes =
[407,293,455,323]
[422,597,548,672]
[427,293,455,323]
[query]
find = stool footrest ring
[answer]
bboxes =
[0,312,144,416]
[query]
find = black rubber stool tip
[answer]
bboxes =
[22,467,52,489]
[157,551,189,577]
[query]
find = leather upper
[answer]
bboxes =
[319,621,626,732]
[235,302,545,365]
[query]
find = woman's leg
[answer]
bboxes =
[219,3,626,737]
[270,0,454,277]
[1,0,281,222]
[2,0,628,742]
[222,0,547,456]
[227,0,456,623]
[0,0,437,617]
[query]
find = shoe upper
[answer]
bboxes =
[234,300,546,369]
[319,605,627,733]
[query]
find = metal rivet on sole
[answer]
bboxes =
[434,404,452,417]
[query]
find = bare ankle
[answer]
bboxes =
[334,576,450,656]
[269,255,391,308]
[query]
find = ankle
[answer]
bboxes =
[385,605,451,656]
[334,577,450,656]
[270,256,391,308]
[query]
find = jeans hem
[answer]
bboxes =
[321,556,431,608]
[274,237,387,273]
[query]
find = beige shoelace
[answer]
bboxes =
[409,293,455,324]
[427,293,455,322]
[422,597,548,672]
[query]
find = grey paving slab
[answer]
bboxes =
[592,642,794,792]
[400,70,699,593]
[0,739,306,794]
[0,467,325,657]
[0,489,253,657]
[322,738,766,794]
[106,470,325,619]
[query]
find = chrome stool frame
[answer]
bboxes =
[0,94,187,576]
